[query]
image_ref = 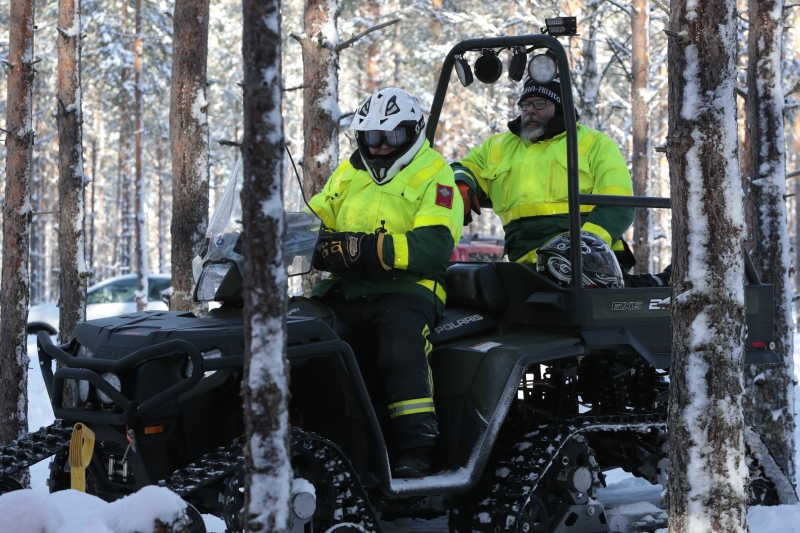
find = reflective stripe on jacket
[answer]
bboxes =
[455,123,633,262]
[309,140,463,313]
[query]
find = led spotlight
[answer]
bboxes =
[474,49,503,84]
[508,47,527,82]
[528,53,558,84]
[454,56,473,87]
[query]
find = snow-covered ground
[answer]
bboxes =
[17,334,800,532]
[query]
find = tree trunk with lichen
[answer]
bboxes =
[0,0,35,488]
[298,0,339,296]
[134,0,148,312]
[666,0,750,532]
[170,0,210,313]
[242,0,291,531]
[744,0,795,484]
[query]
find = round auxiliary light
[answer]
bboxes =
[508,47,527,82]
[454,56,473,87]
[474,49,503,84]
[96,372,122,404]
[528,53,558,84]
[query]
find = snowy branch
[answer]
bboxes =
[784,80,800,98]
[336,18,400,52]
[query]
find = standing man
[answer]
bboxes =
[453,78,635,269]
[309,88,463,477]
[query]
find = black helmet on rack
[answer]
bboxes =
[536,232,625,288]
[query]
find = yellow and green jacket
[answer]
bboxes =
[453,121,634,265]
[309,140,463,315]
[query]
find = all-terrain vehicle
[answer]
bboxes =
[1,28,796,533]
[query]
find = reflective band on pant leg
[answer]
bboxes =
[387,398,436,419]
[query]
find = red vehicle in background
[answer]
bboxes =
[450,234,505,262]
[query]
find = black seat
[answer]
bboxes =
[445,263,508,316]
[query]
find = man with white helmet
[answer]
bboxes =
[308,88,463,477]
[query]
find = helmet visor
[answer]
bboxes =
[582,250,622,277]
[361,127,410,148]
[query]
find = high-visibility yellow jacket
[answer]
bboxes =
[309,140,463,314]
[454,123,634,264]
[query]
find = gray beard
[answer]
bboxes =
[519,121,546,142]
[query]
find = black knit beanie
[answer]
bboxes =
[518,77,563,115]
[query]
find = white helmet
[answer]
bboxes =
[350,88,426,185]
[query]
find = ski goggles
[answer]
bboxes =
[360,127,410,148]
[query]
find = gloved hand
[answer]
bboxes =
[319,231,382,275]
[457,182,481,225]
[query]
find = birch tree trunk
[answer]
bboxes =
[666,1,750,531]
[170,0,210,313]
[56,0,88,343]
[744,0,795,482]
[242,0,290,530]
[0,0,35,485]
[631,0,652,274]
[134,0,148,311]
[298,0,339,296]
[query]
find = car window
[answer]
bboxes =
[86,279,137,304]
[148,278,172,301]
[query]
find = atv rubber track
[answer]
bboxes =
[161,430,381,533]
[0,421,73,479]
[451,412,668,533]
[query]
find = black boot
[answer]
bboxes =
[392,447,431,478]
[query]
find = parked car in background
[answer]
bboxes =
[27,273,172,335]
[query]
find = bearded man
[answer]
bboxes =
[452,77,636,269]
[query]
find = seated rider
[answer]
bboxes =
[453,77,671,287]
[308,88,463,478]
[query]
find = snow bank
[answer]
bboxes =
[0,486,188,533]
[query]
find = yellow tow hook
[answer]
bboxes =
[69,422,95,492]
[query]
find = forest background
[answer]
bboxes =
[2,0,798,303]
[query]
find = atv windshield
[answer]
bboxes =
[195,157,321,288]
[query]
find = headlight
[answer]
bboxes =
[528,53,557,83]
[196,263,232,301]
[185,349,222,379]
[96,372,122,404]
[78,380,90,402]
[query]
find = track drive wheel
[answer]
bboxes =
[0,477,23,495]
[221,467,245,533]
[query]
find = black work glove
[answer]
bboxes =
[319,231,386,275]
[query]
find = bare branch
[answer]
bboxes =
[736,86,747,100]
[338,111,355,123]
[785,102,800,111]
[651,0,670,15]
[786,169,800,180]
[785,80,800,98]
[606,0,631,17]
[282,85,305,92]
[217,139,242,147]
[336,18,400,52]
[290,33,303,44]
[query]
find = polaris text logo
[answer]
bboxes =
[287,307,300,316]
[611,301,643,311]
[435,314,483,333]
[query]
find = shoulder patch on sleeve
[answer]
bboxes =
[435,184,454,209]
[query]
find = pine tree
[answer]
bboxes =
[241,0,291,531]
[0,0,35,487]
[666,0,750,531]
[170,0,210,313]
[744,0,795,483]
[56,0,88,343]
